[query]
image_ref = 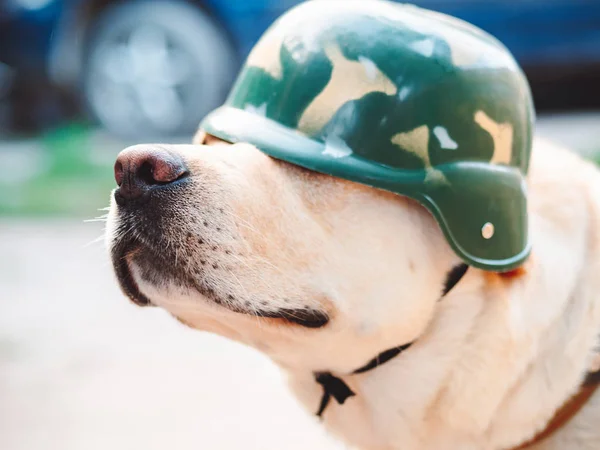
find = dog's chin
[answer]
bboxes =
[110,238,330,329]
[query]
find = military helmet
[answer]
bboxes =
[200,0,535,271]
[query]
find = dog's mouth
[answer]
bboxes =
[110,236,330,328]
[255,309,330,328]
[111,238,153,307]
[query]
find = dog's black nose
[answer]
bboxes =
[114,146,188,202]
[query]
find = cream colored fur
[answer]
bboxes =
[107,136,600,450]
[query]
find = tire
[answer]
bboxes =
[83,0,237,139]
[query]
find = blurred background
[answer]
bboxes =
[0,0,599,449]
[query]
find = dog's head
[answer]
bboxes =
[106,135,462,372]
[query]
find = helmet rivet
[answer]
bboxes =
[482,222,495,239]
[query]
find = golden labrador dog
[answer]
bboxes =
[107,132,600,449]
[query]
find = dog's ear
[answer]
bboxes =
[192,129,231,146]
[192,128,206,145]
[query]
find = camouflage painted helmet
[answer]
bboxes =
[200,0,535,271]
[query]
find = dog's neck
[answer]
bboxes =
[284,257,600,450]
[314,342,413,417]
[312,264,469,419]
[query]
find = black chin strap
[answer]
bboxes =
[315,342,412,416]
[314,263,469,417]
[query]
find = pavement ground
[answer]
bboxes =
[0,221,343,450]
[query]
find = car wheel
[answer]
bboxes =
[83,0,237,139]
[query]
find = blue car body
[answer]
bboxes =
[0,0,599,136]
[2,0,600,73]
[205,0,600,69]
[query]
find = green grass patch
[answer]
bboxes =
[0,123,122,218]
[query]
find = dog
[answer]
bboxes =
[107,131,600,449]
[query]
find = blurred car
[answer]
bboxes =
[1,0,600,138]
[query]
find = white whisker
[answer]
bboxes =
[82,234,106,249]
